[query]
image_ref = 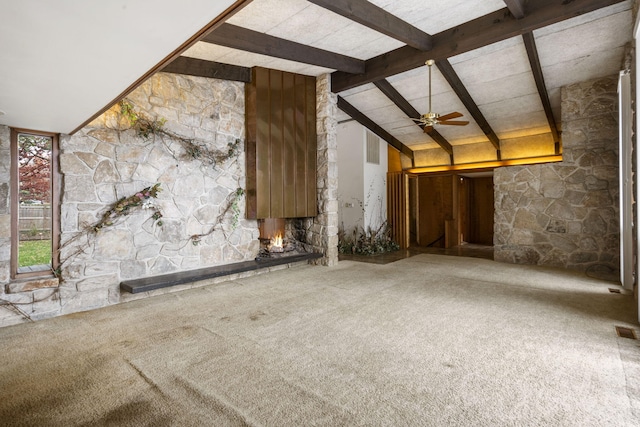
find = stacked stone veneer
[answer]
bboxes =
[295,74,339,266]
[0,71,339,327]
[0,73,260,325]
[494,75,620,274]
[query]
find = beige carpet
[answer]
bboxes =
[0,254,639,426]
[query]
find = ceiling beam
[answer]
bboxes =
[435,60,501,153]
[503,0,527,19]
[373,79,454,159]
[337,96,414,161]
[331,0,626,92]
[307,0,432,51]
[162,56,251,82]
[203,23,365,74]
[522,32,560,147]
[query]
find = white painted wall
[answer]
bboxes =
[337,121,388,234]
[363,133,388,233]
[337,121,364,232]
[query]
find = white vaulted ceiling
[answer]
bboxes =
[0,0,633,161]
[0,0,244,134]
[181,0,633,155]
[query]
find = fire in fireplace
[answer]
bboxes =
[257,218,309,258]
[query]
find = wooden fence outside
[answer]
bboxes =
[19,204,51,240]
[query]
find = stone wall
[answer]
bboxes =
[295,74,339,266]
[494,75,619,275]
[0,127,10,284]
[0,73,262,325]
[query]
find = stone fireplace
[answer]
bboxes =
[246,68,338,265]
[257,218,314,258]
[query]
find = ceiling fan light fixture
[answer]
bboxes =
[411,59,469,130]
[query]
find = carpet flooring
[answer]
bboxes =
[0,254,638,426]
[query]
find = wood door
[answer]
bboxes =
[417,175,453,248]
[466,176,494,245]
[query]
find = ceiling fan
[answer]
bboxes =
[413,59,469,132]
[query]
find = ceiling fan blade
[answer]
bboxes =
[437,111,463,121]
[422,125,433,133]
[438,120,469,126]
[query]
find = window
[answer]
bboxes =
[366,131,380,165]
[10,129,59,278]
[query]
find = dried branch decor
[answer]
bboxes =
[92,183,163,232]
[118,100,241,167]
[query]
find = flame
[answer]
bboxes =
[271,233,283,248]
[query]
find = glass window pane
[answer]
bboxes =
[17,133,52,271]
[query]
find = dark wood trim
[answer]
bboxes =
[331,0,626,92]
[70,0,253,135]
[407,154,563,174]
[522,32,560,145]
[373,79,454,157]
[337,96,414,161]
[9,129,18,279]
[162,56,251,82]
[204,23,365,74]
[121,253,323,294]
[9,128,60,280]
[307,0,432,51]
[504,0,527,19]
[435,59,500,151]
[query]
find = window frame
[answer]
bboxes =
[10,128,60,279]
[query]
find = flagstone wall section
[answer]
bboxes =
[56,73,260,313]
[0,74,261,325]
[294,74,339,266]
[494,75,620,275]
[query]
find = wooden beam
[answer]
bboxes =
[307,0,432,51]
[503,0,527,19]
[435,59,501,151]
[407,154,563,174]
[337,96,414,160]
[373,79,454,157]
[331,0,626,92]
[522,32,560,146]
[203,23,365,74]
[162,56,251,82]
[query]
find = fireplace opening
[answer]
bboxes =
[257,218,311,259]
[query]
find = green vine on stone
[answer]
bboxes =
[119,100,166,139]
[118,100,241,168]
[190,187,245,245]
[93,183,164,232]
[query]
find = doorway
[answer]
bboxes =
[411,172,494,249]
[459,173,494,246]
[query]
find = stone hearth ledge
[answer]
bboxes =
[120,253,323,294]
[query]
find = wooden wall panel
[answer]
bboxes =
[246,67,317,219]
[417,175,453,248]
[269,70,284,218]
[466,176,494,245]
[294,74,308,218]
[283,72,296,215]
[305,75,317,216]
[245,72,258,219]
[387,172,409,249]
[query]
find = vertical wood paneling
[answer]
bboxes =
[246,67,317,219]
[417,175,453,248]
[387,172,409,249]
[255,67,271,218]
[269,69,284,218]
[283,72,296,215]
[294,74,308,217]
[305,76,317,216]
[245,70,258,219]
